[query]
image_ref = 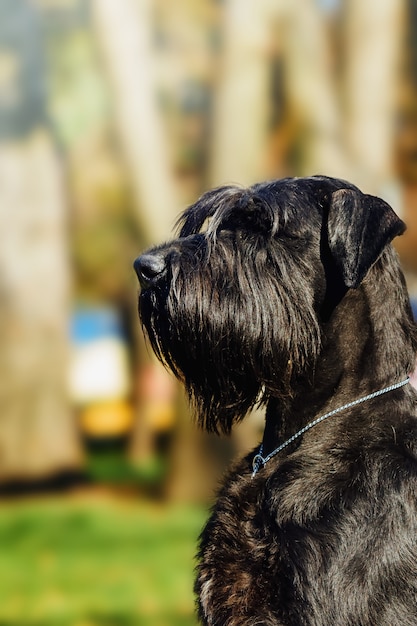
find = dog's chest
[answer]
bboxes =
[197,442,417,624]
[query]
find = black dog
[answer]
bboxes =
[134,176,417,626]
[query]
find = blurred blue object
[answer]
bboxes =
[70,307,125,344]
[69,307,131,404]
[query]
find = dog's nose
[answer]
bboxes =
[134,253,166,288]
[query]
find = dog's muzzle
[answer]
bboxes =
[134,252,166,289]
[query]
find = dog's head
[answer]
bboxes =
[134,176,405,433]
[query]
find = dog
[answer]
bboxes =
[134,176,417,626]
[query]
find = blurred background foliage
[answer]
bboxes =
[0,0,417,624]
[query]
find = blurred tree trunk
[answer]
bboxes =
[92,0,180,244]
[210,0,350,187]
[344,0,405,192]
[212,0,404,190]
[0,1,83,481]
[0,133,83,480]
[209,0,271,186]
[281,0,349,178]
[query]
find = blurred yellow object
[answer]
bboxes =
[143,400,176,432]
[80,400,134,437]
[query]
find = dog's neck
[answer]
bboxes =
[262,265,417,458]
[255,376,410,476]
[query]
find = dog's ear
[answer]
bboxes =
[327,188,406,288]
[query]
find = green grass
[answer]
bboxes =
[0,495,207,626]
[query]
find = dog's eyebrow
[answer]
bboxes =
[176,185,246,237]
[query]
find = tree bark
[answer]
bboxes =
[343,0,405,192]
[92,0,180,244]
[210,0,350,187]
[280,0,349,178]
[0,131,83,480]
[209,0,272,187]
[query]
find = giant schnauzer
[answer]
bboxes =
[134,176,417,626]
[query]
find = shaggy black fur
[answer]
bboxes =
[134,176,417,626]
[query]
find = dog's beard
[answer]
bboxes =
[139,232,323,434]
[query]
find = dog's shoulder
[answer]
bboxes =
[262,411,417,527]
[209,402,417,531]
[196,420,417,625]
